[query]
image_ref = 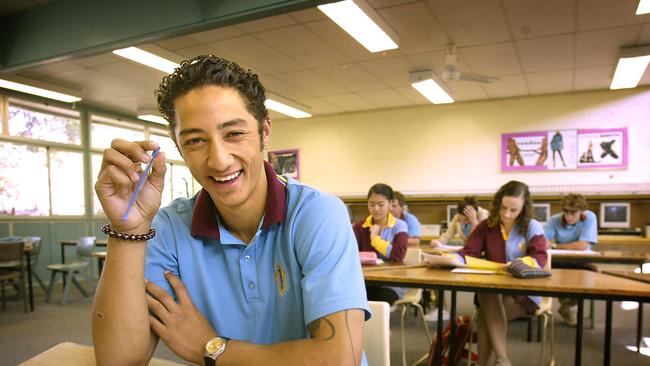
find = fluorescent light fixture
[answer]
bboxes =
[610,45,650,90]
[410,70,454,104]
[137,111,168,125]
[318,0,398,53]
[113,47,179,74]
[0,78,81,103]
[265,99,312,119]
[637,0,650,14]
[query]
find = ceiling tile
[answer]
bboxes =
[296,97,346,115]
[482,75,529,98]
[502,0,575,39]
[189,25,245,43]
[316,63,386,92]
[405,50,447,75]
[575,25,641,68]
[516,34,575,72]
[254,25,350,68]
[356,88,412,108]
[577,0,644,31]
[377,2,448,54]
[288,7,326,23]
[639,23,650,43]
[258,75,314,100]
[72,54,121,68]
[321,93,378,111]
[427,0,511,46]
[203,36,306,74]
[359,55,414,88]
[574,66,614,91]
[274,69,350,97]
[526,70,574,94]
[155,35,200,50]
[394,85,432,105]
[445,81,489,101]
[459,42,522,76]
[236,14,296,33]
[368,0,417,8]
[93,61,164,88]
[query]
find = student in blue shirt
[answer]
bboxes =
[92,55,369,366]
[390,191,422,246]
[544,193,598,326]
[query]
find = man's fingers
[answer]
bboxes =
[146,293,172,324]
[148,314,168,340]
[164,271,192,305]
[145,278,179,311]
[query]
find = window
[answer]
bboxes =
[150,131,182,161]
[91,115,144,149]
[0,142,49,216]
[8,102,81,145]
[50,149,85,215]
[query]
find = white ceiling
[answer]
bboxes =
[6,0,650,120]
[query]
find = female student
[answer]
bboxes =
[459,181,548,366]
[353,183,408,304]
[543,193,598,326]
[432,195,489,249]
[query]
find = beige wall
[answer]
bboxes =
[270,87,650,196]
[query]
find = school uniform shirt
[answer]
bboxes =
[352,213,408,262]
[400,211,422,238]
[460,219,548,306]
[144,161,370,362]
[439,207,490,244]
[543,210,598,245]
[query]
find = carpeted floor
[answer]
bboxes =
[1,275,649,365]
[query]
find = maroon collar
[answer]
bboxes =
[190,161,287,239]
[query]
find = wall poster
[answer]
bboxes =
[268,148,300,179]
[501,127,627,172]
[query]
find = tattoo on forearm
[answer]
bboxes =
[308,318,336,340]
[344,310,357,366]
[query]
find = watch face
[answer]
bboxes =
[205,338,225,354]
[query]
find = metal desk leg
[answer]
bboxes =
[434,289,445,366]
[449,290,457,365]
[26,251,34,312]
[604,300,612,366]
[638,303,644,352]
[575,298,584,366]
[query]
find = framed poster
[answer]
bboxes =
[268,149,300,179]
[501,131,549,171]
[576,128,628,169]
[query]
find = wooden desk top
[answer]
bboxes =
[19,342,183,366]
[602,270,650,284]
[362,261,425,272]
[363,267,650,301]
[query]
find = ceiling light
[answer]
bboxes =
[409,70,454,104]
[637,0,650,14]
[0,78,81,103]
[113,47,179,74]
[137,110,168,125]
[318,0,398,53]
[265,99,312,119]
[610,45,650,90]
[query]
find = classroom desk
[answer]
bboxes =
[59,240,107,264]
[364,267,650,366]
[551,250,650,267]
[91,252,107,275]
[19,342,184,366]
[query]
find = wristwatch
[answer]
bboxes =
[203,336,228,366]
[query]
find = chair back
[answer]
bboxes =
[76,236,96,263]
[23,237,42,266]
[0,241,24,265]
[364,301,391,366]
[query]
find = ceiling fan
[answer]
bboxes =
[441,44,500,83]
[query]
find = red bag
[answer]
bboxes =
[428,315,478,366]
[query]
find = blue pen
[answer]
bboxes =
[121,147,161,223]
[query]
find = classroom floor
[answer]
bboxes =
[1,276,649,366]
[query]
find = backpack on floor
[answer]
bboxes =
[427,315,478,366]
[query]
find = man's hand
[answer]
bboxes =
[462,206,479,226]
[370,224,381,239]
[146,272,217,364]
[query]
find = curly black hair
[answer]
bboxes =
[155,55,268,146]
[487,180,534,236]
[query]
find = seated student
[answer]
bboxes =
[458,181,548,366]
[390,191,422,246]
[432,196,489,249]
[353,183,408,304]
[544,193,597,326]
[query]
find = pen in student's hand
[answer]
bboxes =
[121,147,161,223]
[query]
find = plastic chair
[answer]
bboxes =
[46,236,96,305]
[364,301,391,366]
[393,248,431,366]
[0,237,46,294]
[0,241,28,312]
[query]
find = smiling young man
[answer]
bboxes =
[92,55,369,366]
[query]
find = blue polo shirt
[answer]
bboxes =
[401,212,421,237]
[543,210,598,245]
[144,162,370,353]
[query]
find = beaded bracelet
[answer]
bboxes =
[101,224,156,241]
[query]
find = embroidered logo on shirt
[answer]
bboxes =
[275,262,287,296]
[518,241,526,253]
